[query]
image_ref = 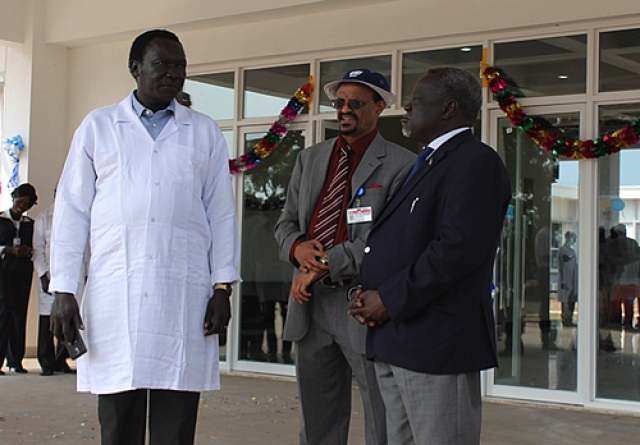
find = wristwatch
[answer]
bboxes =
[214,283,232,296]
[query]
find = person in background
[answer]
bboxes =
[607,224,640,330]
[275,68,415,445]
[557,231,578,327]
[0,183,37,375]
[49,29,240,445]
[349,67,511,445]
[34,188,86,376]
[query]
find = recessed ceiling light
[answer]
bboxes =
[558,75,568,79]
[460,47,472,52]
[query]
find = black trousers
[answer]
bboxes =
[98,389,200,445]
[0,269,33,368]
[37,315,70,372]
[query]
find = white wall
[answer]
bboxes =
[0,0,24,44]
[2,1,69,356]
[61,1,640,136]
[44,0,393,46]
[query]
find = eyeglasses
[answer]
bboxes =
[330,99,374,110]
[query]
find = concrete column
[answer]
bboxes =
[1,0,70,359]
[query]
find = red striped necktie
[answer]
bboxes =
[314,146,351,249]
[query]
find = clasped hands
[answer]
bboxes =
[347,289,390,326]
[4,245,32,257]
[291,240,329,304]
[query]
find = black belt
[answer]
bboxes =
[319,277,352,288]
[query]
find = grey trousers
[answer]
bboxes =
[375,360,482,445]
[295,285,387,445]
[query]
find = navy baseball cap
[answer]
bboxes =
[324,68,396,107]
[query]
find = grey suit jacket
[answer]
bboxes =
[274,133,416,352]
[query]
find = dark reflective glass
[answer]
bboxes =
[599,28,640,92]
[597,104,640,401]
[238,130,305,365]
[495,112,580,391]
[494,35,587,97]
[401,45,482,106]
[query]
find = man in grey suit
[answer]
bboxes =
[275,69,415,445]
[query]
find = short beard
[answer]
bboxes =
[339,127,356,136]
[401,124,412,138]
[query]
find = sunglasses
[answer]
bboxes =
[330,99,374,110]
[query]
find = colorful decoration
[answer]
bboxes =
[230,78,314,174]
[481,65,640,159]
[3,135,25,189]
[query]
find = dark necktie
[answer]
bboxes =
[314,146,351,249]
[403,146,434,186]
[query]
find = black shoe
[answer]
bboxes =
[599,339,617,352]
[54,366,77,374]
[9,366,28,373]
[0,370,4,375]
[40,369,54,376]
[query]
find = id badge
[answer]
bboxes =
[347,207,373,224]
[13,237,21,246]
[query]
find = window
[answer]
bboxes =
[494,35,587,97]
[401,45,482,106]
[185,72,235,121]
[244,64,310,118]
[599,28,640,92]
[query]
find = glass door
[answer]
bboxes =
[486,106,584,404]
[596,103,640,402]
[232,125,306,376]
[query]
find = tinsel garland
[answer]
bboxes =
[230,78,314,174]
[481,66,640,159]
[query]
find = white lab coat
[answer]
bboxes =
[33,204,88,315]
[50,96,241,394]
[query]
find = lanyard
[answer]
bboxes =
[9,212,21,239]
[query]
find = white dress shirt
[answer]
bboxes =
[426,127,471,153]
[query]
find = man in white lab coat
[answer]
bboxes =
[33,192,88,376]
[49,29,241,445]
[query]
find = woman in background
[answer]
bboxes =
[0,183,37,374]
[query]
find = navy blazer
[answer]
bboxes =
[359,130,511,374]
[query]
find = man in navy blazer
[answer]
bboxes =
[349,67,511,445]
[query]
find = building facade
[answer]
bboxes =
[2,0,640,415]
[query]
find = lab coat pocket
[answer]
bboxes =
[167,144,196,187]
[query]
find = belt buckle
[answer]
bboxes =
[321,277,347,288]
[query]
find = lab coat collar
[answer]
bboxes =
[113,94,193,127]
